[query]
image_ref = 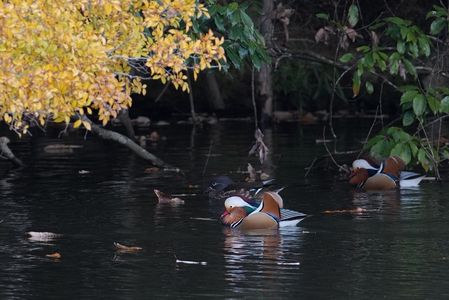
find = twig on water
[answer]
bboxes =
[322,127,350,173]
[174,254,207,266]
[357,105,380,159]
[202,141,214,176]
[304,157,317,177]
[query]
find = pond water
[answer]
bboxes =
[1,120,449,299]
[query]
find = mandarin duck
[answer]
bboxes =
[349,156,425,190]
[220,192,307,230]
[206,175,277,201]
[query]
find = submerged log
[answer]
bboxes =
[0,137,25,167]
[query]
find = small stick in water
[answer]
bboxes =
[174,254,207,265]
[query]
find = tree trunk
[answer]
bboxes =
[206,71,225,111]
[257,0,275,125]
[258,64,273,125]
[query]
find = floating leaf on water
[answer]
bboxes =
[27,231,63,242]
[322,208,367,214]
[46,252,61,259]
[176,259,207,265]
[144,167,160,174]
[315,139,333,144]
[154,189,185,204]
[190,217,216,221]
[114,242,143,253]
[43,144,82,154]
[276,261,300,266]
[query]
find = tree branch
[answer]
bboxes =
[81,117,179,171]
[0,137,25,167]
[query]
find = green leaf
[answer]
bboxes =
[427,96,440,114]
[408,141,419,157]
[409,42,419,58]
[214,16,225,32]
[364,52,374,66]
[378,51,388,61]
[440,96,449,113]
[339,53,354,63]
[391,143,411,164]
[403,58,417,78]
[227,2,239,15]
[390,127,411,142]
[386,17,409,26]
[402,110,415,126]
[406,30,416,43]
[316,13,329,20]
[238,47,248,58]
[390,60,399,75]
[352,72,361,97]
[348,4,359,27]
[418,148,428,165]
[365,81,374,94]
[250,53,263,69]
[366,134,384,149]
[397,41,406,54]
[230,11,240,26]
[371,139,388,157]
[240,11,254,30]
[430,18,446,35]
[418,37,431,57]
[413,94,427,116]
[226,47,241,69]
[377,59,387,71]
[400,90,419,105]
[356,45,370,53]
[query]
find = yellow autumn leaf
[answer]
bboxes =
[83,121,92,131]
[0,0,225,134]
[73,119,82,128]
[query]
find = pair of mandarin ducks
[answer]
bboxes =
[207,175,306,230]
[210,156,425,230]
[349,156,425,190]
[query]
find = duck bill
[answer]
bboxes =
[220,210,230,219]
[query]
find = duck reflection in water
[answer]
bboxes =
[222,226,304,293]
[223,228,280,290]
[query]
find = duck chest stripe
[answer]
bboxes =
[231,218,244,228]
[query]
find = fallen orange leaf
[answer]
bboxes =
[114,242,143,253]
[46,252,61,259]
[323,207,366,214]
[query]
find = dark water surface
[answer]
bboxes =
[1,121,449,299]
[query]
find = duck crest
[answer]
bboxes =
[381,156,405,179]
[257,192,282,220]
